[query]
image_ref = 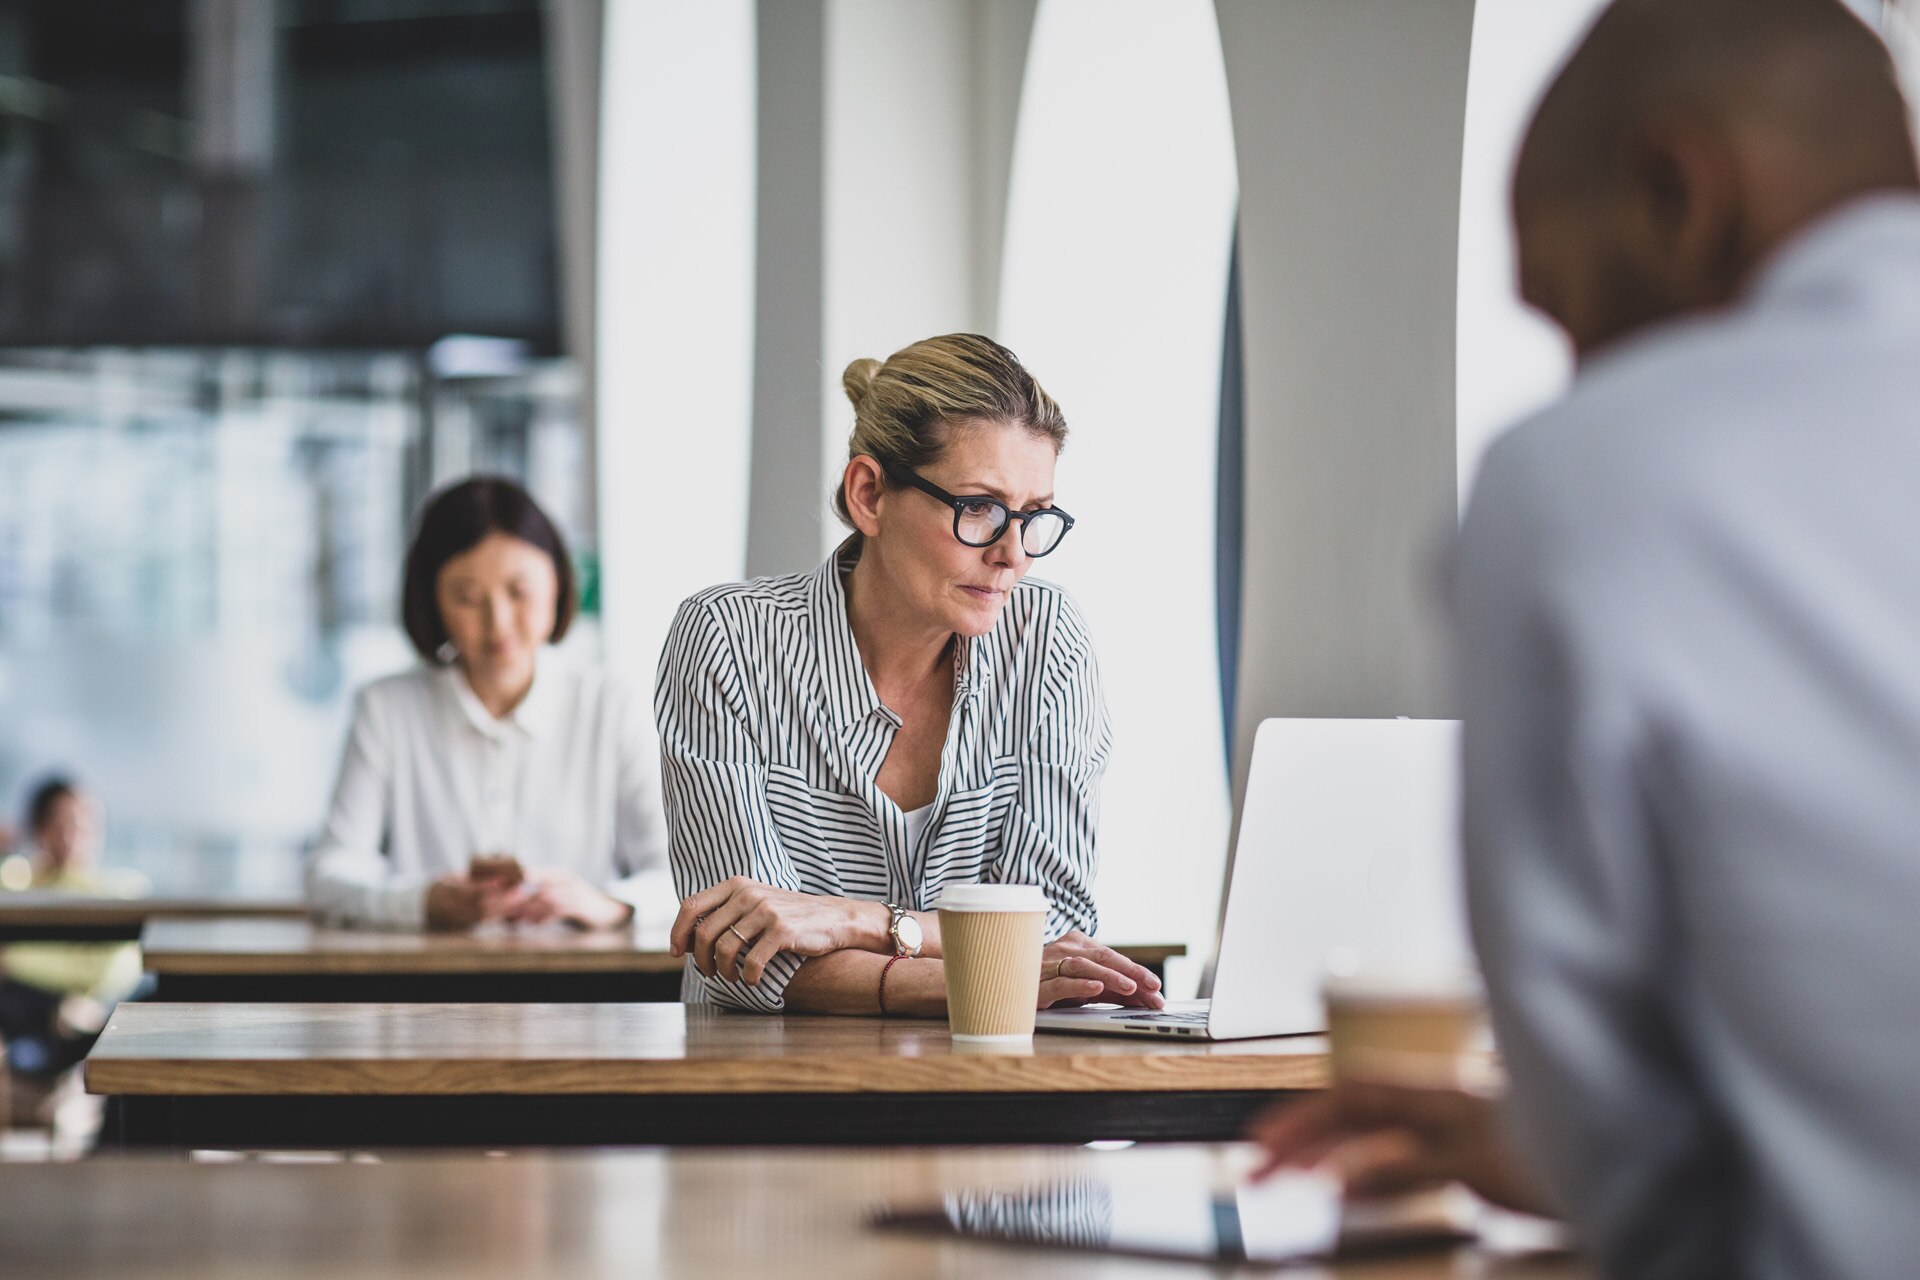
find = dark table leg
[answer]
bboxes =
[0,925,142,943]
[148,971,685,1003]
[104,1089,1297,1150]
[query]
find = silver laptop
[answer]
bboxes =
[1036,717,1471,1041]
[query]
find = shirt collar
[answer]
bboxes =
[808,542,993,732]
[439,647,561,741]
[1745,192,1920,320]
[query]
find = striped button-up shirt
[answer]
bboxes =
[655,546,1112,1010]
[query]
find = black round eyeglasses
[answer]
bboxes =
[886,466,1076,557]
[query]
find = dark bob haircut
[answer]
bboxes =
[25,775,79,834]
[401,476,576,663]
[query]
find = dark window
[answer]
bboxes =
[0,0,559,349]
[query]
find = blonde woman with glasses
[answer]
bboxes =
[657,333,1163,1017]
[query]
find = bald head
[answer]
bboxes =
[1513,0,1920,359]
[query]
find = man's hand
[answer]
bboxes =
[1246,1079,1552,1216]
[1037,930,1165,1009]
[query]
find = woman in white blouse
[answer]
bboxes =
[309,477,667,931]
[657,333,1163,1015]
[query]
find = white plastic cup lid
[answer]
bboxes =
[1322,969,1483,1006]
[934,883,1048,913]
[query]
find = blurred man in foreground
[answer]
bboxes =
[1256,2,1920,1277]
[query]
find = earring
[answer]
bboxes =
[436,642,459,665]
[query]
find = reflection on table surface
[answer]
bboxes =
[1,1144,1583,1279]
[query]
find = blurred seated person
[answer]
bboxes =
[307,477,669,932]
[0,777,145,1081]
[1258,2,1920,1277]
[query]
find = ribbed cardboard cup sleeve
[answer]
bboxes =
[936,884,1048,1041]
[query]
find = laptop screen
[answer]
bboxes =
[1206,718,1473,1040]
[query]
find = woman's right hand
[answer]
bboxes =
[1037,931,1166,1009]
[424,874,523,931]
[672,877,885,985]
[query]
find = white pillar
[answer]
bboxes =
[1216,0,1477,783]
[998,0,1237,971]
[742,1,1037,574]
[544,0,604,542]
[1456,0,1608,494]
[188,0,276,337]
[1885,0,1920,148]
[746,0,829,579]
[595,0,757,693]
[814,0,1036,559]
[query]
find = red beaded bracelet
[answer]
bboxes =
[877,953,905,1015]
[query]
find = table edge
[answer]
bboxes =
[85,1052,1325,1096]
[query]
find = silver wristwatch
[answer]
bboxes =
[884,902,923,957]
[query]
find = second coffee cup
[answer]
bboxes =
[1322,970,1486,1088]
[936,883,1048,1043]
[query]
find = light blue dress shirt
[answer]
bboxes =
[1454,194,1920,1280]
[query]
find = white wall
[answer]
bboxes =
[999,0,1238,982]
[596,0,757,694]
[1884,0,1920,143]
[1456,0,1609,499]
[817,0,995,556]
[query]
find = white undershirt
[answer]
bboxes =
[902,803,934,855]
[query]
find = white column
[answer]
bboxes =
[1885,0,1920,146]
[746,0,828,579]
[544,0,604,541]
[814,0,1037,561]
[187,0,276,337]
[742,2,1038,575]
[1456,0,1607,495]
[1217,0,1477,777]
[595,0,757,694]
[999,0,1238,973]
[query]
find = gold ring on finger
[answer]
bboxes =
[727,925,751,946]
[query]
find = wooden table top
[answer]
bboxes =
[139,916,1186,977]
[0,1145,1579,1279]
[0,890,305,927]
[85,1001,1327,1097]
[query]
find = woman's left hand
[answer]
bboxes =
[672,877,879,985]
[506,868,634,931]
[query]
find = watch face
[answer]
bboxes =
[896,912,924,955]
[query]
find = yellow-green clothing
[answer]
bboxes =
[0,867,147,1000]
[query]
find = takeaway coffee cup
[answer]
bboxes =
[1322,970,1486,1088]
[937,883,1048,1043]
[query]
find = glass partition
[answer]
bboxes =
[0,346,583,891]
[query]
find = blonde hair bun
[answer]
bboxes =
[832,334,1067,529]
[842,358,882,412]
